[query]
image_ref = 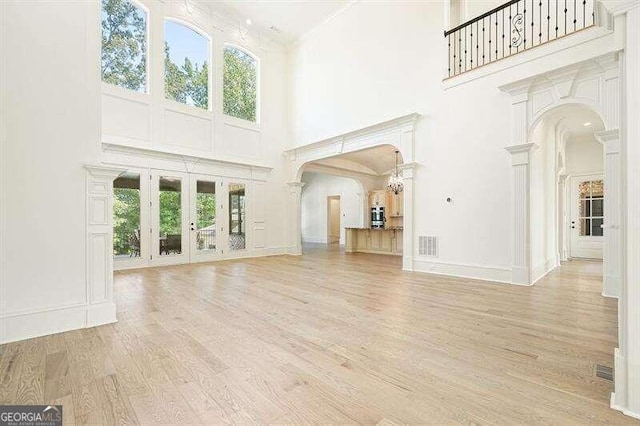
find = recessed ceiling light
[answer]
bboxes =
[584,122,592,127]
[246,18,252,26]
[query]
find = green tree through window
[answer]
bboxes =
[224,46,257,122]
[101,0,147,92]
[164,21,209,109]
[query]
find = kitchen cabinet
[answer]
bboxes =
[345,228,402,256]
[389,191,403,217]
[369,190,386,208]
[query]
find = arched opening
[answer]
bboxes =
[528,103,607,287]
[297,144,406,264]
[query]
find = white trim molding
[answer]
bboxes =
[505,143,538,285]
[285,114,420,270]
[613,2,640,419]
[499,52,622,288]
[286,181,306,255]
[285,113,420,182]
[85,165,126,329]
[595,128,622,298]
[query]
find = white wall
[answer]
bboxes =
[566,135,604,174]
[288,0,619,281]
[100,0,291,253]
[301,172,363,244]
[0,0,290,343]
[1,1,101,341]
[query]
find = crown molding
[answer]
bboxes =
[286,113,421,159]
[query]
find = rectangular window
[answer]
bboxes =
[113,173,141,257]
[164,20,209,109]
[228,183,246,251]
[196,180,216,252]
[223,46,257,122]
[101,0,147,92]
[578,180,604,237]
[159,176,182,255]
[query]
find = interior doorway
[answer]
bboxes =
[327,196,341,244]
[528,104,605,283]
[568,174,604,259]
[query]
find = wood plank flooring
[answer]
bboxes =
[0,244,636,424]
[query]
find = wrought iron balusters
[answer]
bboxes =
[444,0,595,78]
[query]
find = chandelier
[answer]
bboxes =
[387,150,404,194]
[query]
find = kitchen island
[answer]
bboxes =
[344,227,403,256]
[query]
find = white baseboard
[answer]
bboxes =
[0,303,88,345]
[412,257,512,284]
[302,236,328,244]
[86,302,117,327]
[531,257,559,285]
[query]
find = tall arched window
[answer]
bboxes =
[223,46,258,122]
[101,0,148,92]
[164,20,210,110]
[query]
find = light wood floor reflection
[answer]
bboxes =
[0,245,635,424]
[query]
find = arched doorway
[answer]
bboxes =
[527,104,607,285]
[284,114,419,271]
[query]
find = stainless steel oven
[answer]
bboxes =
[371,206,385,228]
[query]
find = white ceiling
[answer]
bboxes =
[543,105,604,138]
[205,0,352,46]
[310,144,402,177]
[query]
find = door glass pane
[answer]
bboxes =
[591,180,604,197]
[592,198,603,217]
[592,218,603,236]
[159,176,182,255]
[196,180,216,252]
[576,179,604,238]
[228,183,246,251]
[113,173,141,258]
[579,218,591,236]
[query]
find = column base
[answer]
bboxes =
[602,274,621,298]
[511,266,532,285]
[86,302,117,327]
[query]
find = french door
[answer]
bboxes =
[114,169,248,269]
[189,175,223,263]
[150,171,189,266]
[569,174,604,259]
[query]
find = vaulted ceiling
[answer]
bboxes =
[204,0,352,46]
[306,145,402,178]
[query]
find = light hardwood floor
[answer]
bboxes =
[0,245,636,424]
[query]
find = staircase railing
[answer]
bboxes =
[444,0,596,78]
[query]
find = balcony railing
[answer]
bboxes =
[444,0,596,78]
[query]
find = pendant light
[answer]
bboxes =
[387,150,404,194]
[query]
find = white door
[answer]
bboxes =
[569,174,604,259]
[113,168,150,270]
[227,181,248,253]
[150,171,189,266]
[189,175,223,263]
[327,196,340,244]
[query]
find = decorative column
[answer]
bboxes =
[557,174,569,261]
[287,181,305,255]
[505,143,538,285]
[356,192,367,228]
[400,163,417,272]
[595,129,622,298]
[85,165,125,327]
[613,2,640,418]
